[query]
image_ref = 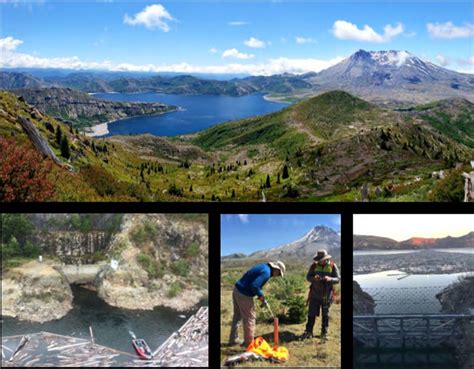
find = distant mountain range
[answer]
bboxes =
[354,232,474,250]
[2,49,473,106]
[222,226,340,262]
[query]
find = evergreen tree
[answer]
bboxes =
[60,136,71,159]
[277,173,281,184]
[189,184,193,192]
[282,165,289,179]
[56,126,62,145]
[231,189,235,198]
[265,174,271,188]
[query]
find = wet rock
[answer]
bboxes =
[353,281,375,315]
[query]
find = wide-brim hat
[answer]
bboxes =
[269,261,286,277]
[313,249,331,262]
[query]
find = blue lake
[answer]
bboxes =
[93,92,289,137]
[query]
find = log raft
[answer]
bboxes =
[150,306,208,367]
[1,306,208,367]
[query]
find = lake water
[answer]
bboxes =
[1,285,203,355]
[93,92,289,137]
[353,250,421,256]
[354,270,473,314]
[354,248,474,256]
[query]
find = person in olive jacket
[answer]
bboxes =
[302,249,340,339]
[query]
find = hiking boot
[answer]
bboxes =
[228,339,244,346]
[300,331,314,340]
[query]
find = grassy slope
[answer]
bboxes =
[1,89,473,202]
[194,91,474,201]
[413,98,474,148]
[220,264,341,367]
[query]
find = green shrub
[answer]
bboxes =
[130,220,157,244]
[185,242,200,258]
[167,282,182,298]
[171,259,190,277]
[136,253,161,279]
[429,169,464,202]
[23,241,41,258]
[284,296,307,324]
[91,250,107,263]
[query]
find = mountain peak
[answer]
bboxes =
[301,225,338,243]
[350,49,414,67]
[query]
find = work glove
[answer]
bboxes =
[258,295,268,306]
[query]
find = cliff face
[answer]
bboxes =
[96,214,208,312]
[14,87,175,128]
[33,231,109,263]
[2,260,73,323]
[353,281,375,315]
[436,277,474,369]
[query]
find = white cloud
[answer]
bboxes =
[332,20,404,43]
[209,47,218,54]
[237,214,249,224]
[435,54,450,67]
[295,36,316,44]
[0,36,346,76]
[228,21,247,26]
[427,22,474,39]
[0,36,23,51]
[244,37,266,48]
[123,4,174,32]
[221,48,254,60]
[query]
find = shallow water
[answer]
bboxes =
[1,285,203,355]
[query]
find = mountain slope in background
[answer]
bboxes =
[14,87,176,128]
[246,225,341,261]
[301,50,474,106]
[354,232,474,250]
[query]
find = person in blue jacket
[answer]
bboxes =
[228,261,286,347]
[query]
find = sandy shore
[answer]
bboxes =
[85,122,110,137]
[84,107,183,137]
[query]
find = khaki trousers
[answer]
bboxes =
[228,286,256,346]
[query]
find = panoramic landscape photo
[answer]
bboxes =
[1,213,209,367]
[1,1,474,202]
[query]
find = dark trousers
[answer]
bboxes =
[306,297,330,334]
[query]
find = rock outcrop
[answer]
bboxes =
[353,281,375,315]
[1,260,73,323]
[33,231,109,263]
[436,276,474,369]
[96,214,208,312]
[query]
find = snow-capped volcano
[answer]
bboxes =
[303,49,474,105]
[247,225,340,261]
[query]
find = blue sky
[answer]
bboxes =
[221,214,340,256]
[1,1,473,75]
